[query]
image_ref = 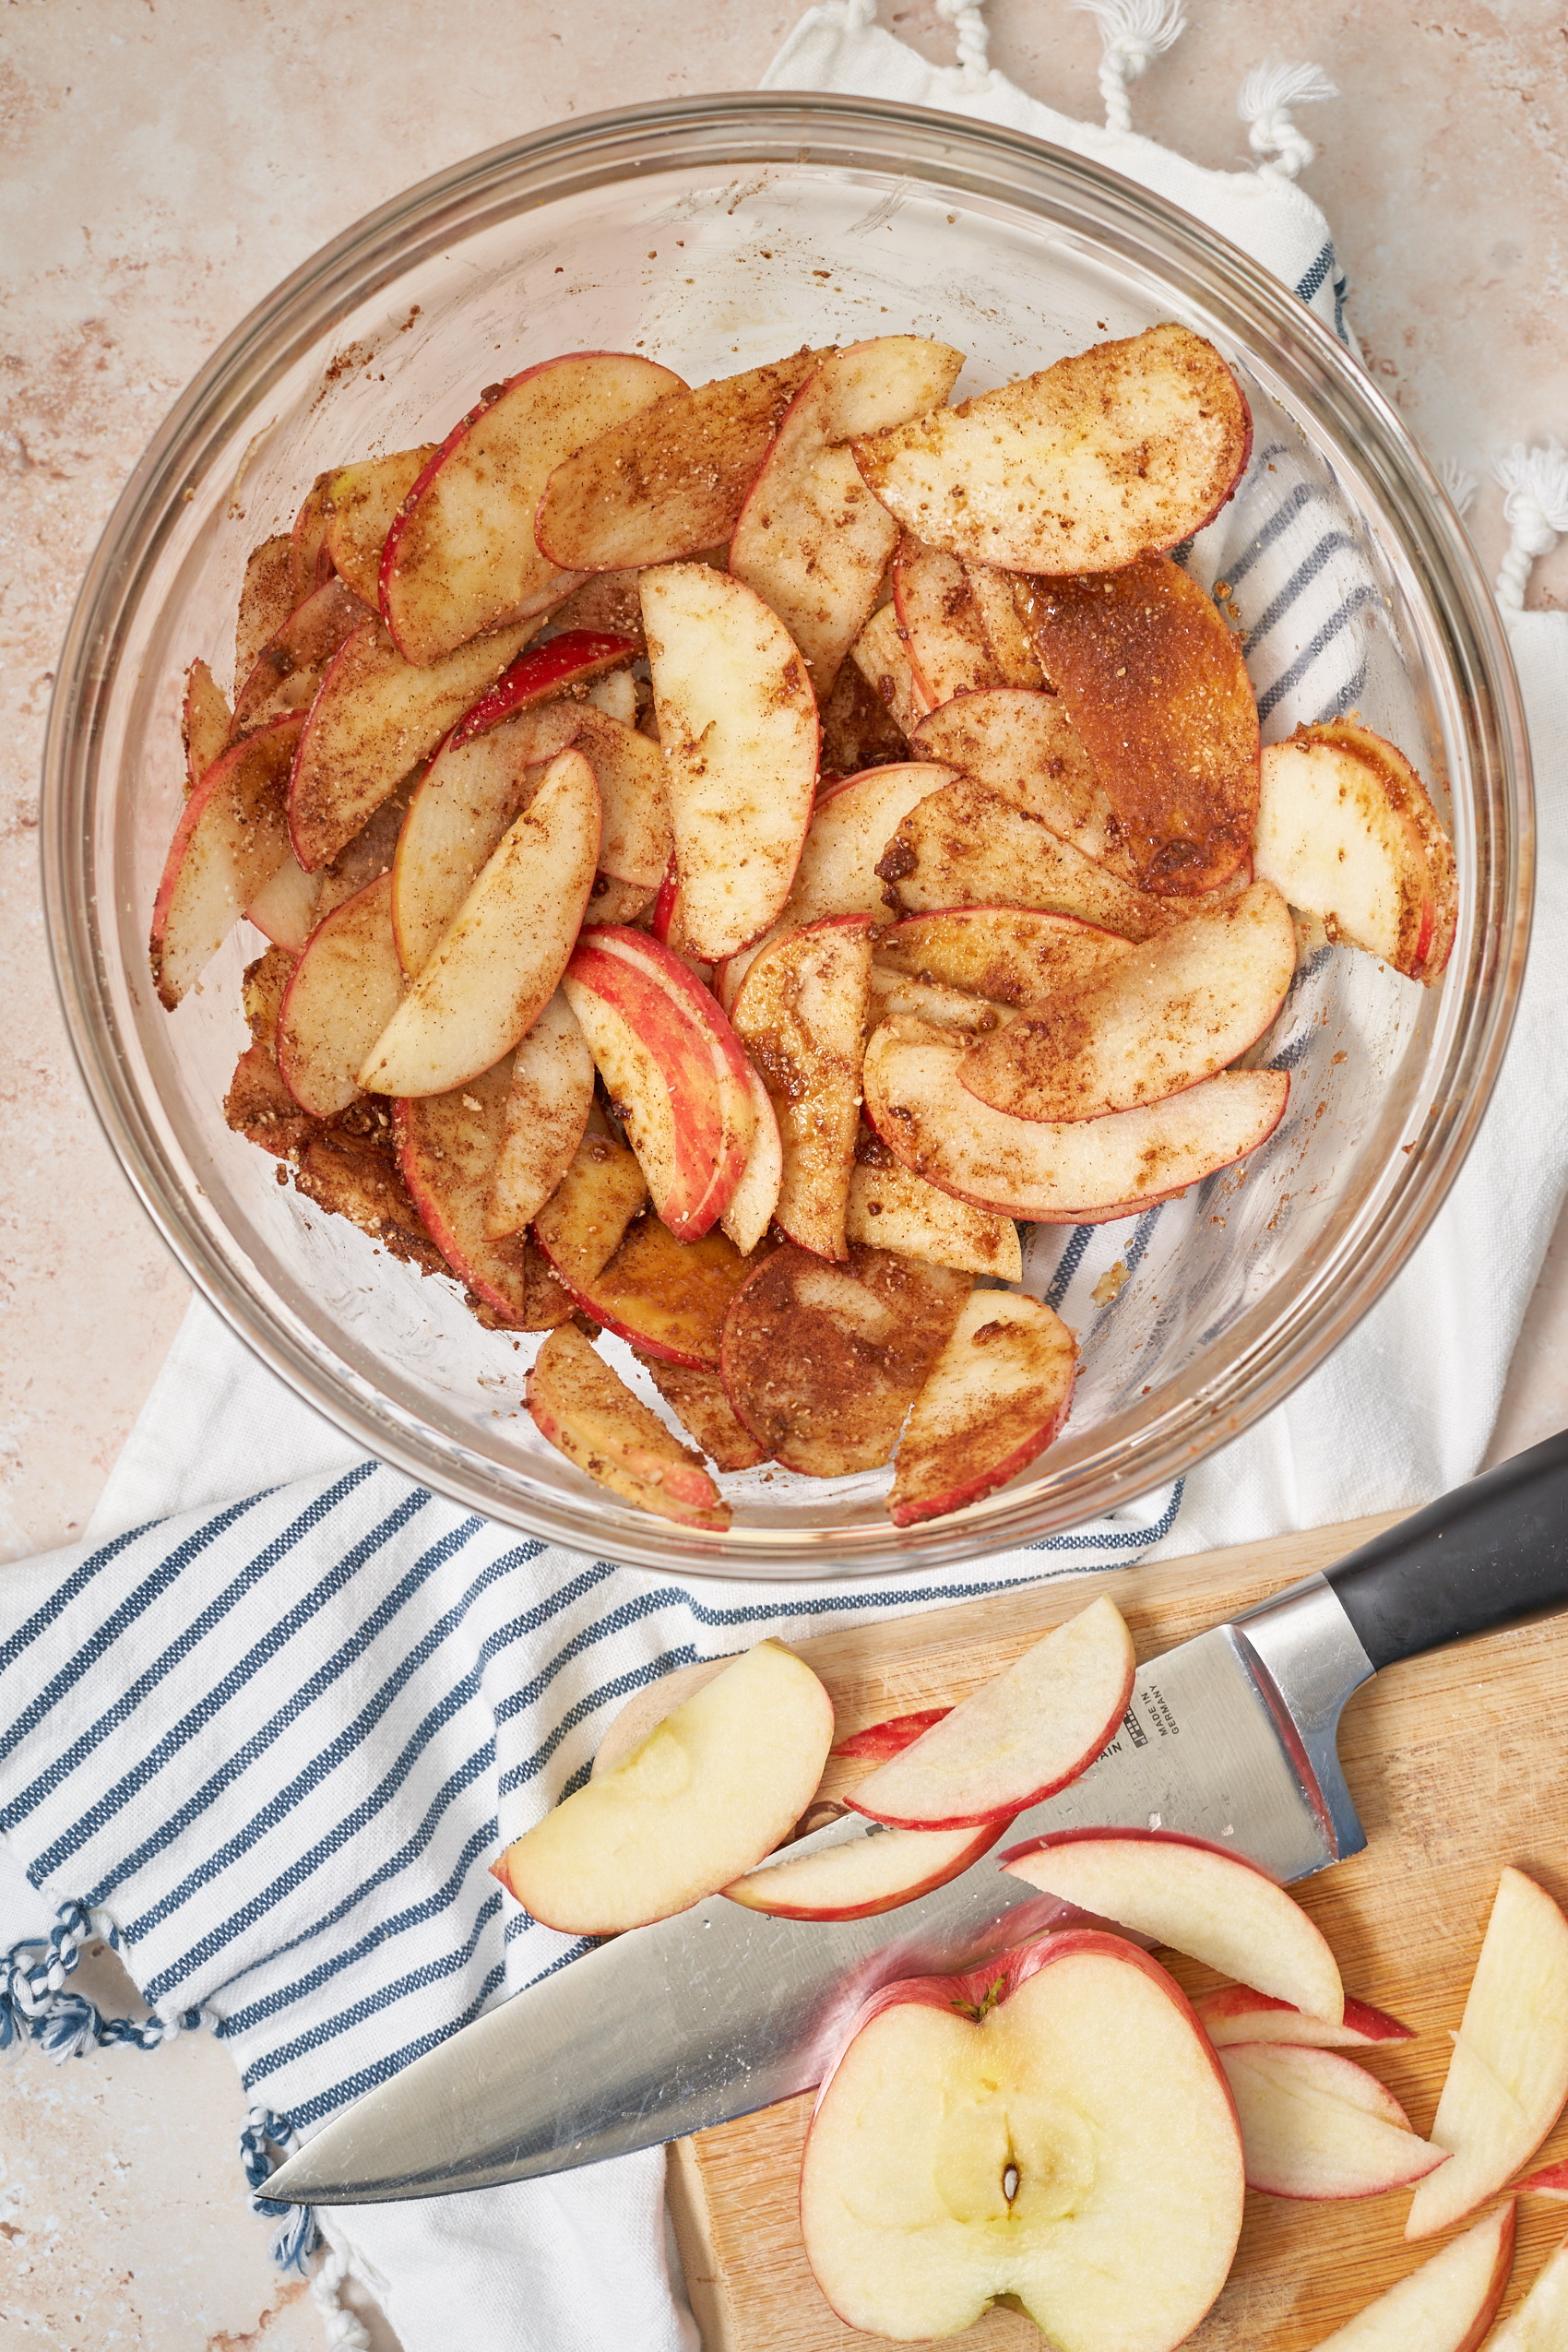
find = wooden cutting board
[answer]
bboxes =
[657,1513,1568,2350]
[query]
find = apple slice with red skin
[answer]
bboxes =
[523,1323,730,1535]
[182,658,231,793]
[561,1212,757,1369]
[581,876,656,928]
[1519,2165,1568,2199]
[876,776,1172,936]
[848,599,931,741]
[395,1056,573,1330]
[832,1707,950,1761]
[443,629,635,750]
[318,445,437,607]
[719,1061,782,1258]
[561,924,754,1241]
[956,877,1296,1123]
[230,575,371,741]
[289,472,337,603]
[234,531,294,687]
[1307,2203,1516,2352]
[245,854,321,955]
[532,1128,647,1291]
[1219,2041,1447,2199]
[1015,552,1259,897]
[720,1241,970,1477]
[1003,1827,1345,2025]
[731,915,873,1262]
[963,562,1045,686]
[1486,2226,1568,2350]
[852,321,1251,574]
[886,1289,1076,1527]
[640,564,819,963]
[484,990,595,1239]
[1255,719,1457,983]
[380,352,682,665]
[892,537,1003,708]
[912,683,1115,849]
[1196,1983,1414,2050]
[493,1638,836,1929]
[535,351,821,571]
[879,904,1134,1008]
[799,1928,1245,2349]
[864,1015,1289,1222]
[150,710,303,1009]
[275,873,405,1119]
[724,1814,1005,1921]
[866,964,1012,1037]
[632,1353,769,1472]
[846,1153,1022,1280]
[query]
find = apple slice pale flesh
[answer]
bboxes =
[289,470,336,603]
[484,990,595,1239]
[911,684,1114,846]
[318,444,437,607]
[885,1289,1077,1529]
[956,878,1296,1123]
[1520,2166,1568,2200]
[230,575,371,740]
[493,1637,834,1930]
[731,915,873,1262]
[878,904,1134,1008]
[1306,2202,1515,2351]
[531,1129,648,1291]
[719,1242,970,1477]
[632,1355,769,1472]
[848,599,932,740]
[1003,1829,1345,2025]
[892,538,1003,708]
[867,964,1016,1036]
[846,1156,1022,1281]
[395,1056,573,1330]
[799,1930,1245,2348]
[852,322,1251,574]
[875,777,1170,937]
[1196,1984,1414,2049]
[359,746,600,1098]
[234,531,294,687]
[1487,2226,1568,2349]
[719,1061,783,1258]
[833,1708,951,1762]
[150,710,303,1008]
[1407,1867,1568,2239]
[382,352,681,664]
[1220,2042,1448,2199]
[524,1323,730,1534]
[964,562,1045,686]
[535,351,820,571]
[1255,720,1458,983]
[245,853,321,956]
[560,1213,756,1370]
[863,1016,1289,1222]
[640,563,819,962]
[724,1816,1004,1921]
[570,707,673,889]
[275,873,405,1119]
[852,1594,1125,1828]
[182,657,231,792]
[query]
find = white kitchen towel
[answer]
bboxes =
[5,9,1566,2352]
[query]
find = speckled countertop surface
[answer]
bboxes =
[2,4,1564,2346]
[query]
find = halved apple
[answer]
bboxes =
[846,1156,1022,1281]
[395,1057,574,1329]
[886,1289,1077,1527]
[182,657,231,793]
[1220,2042,1448,2199]
[892,537,1002,708]
[1195,1984,1414,2050]
[150,710,303,1008]
[531,1128,648,1291]
[484,990,595,1239]
[493,1637,835,1930]
[875,777,1170,936]
[524,1323,730,1534]
[848,600,931,741]
[559,1212,756,1369]
[852,321,1250,573]
[731,915,873,1261]
[234,531,294,687]
[911,684,1111,845]
[275,873,405,1119]
[878,903,1134,1007]
[633,1354,769,1472]
[320,445,437,607]
[230,575,370,740]
[724,1815,1004,1921]
[719,1061,783,1258]
[1308,2203,1515,2352]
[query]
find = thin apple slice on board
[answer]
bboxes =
[1003,1828,1345,2025]
[799,1930,1245,2347]
[724,1816,1005,1922]
[1486,2226,1568,2349]
[318,445,438,607]
[535,351,820,571]
[731,915,873,1262]
[1520,2166,1568,2200]
[229,575,371,741]
[1255,719,1458,982]
[963,562,1045,686]
[275,873,405,1119]
[848,600,932,741]
[561,924,754,1241]
[1306,2202,1516,2352]
[863,1016,1289,1222]
[878,904,1134,1007]
[885,1289,1076,1528]
[523,1324,730,1535]
[150,710,303,1009]
[531,1129,648,1291]
[632,1354,769,1472]
[1196,1984,1414,2049]
[912,684,1111,845]
[852,321,1251,573]
[956,878,1296,1123]
[1220,2042,1449,2199]
[395,1057,573,1330]
[832,1708,951,1762]
[640,564,819,962]
[287,613,543,872]
[1016,552,1259,897]
[876,777,1170,936]
[562,1213,756,1370]
[892,537,1003,708]
[182,659,231,793]
[846,1155,1022,1281]
[493,1638,835,1929]
[234,532,294,687]
[382,352,683,664]
[719,1062,783,1258]
[362,746,600,1097]
[484,991,595,1240]
[1407,1867,1568,2239]
[720,1242,970,1477]
[246,854,321,956]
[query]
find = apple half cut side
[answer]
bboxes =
[493,1637,834,1930]
[531,1128,648,1293]
[877,903,1134,1007]
[885,1289,1077,1529]
[182,657,231,793]
[852,320,1251,575]
[724,1816,1005,1922]
[275,872,405,1120]
[1002,1828,1345,2025]
[317,444,437,607]
[150,710,304,1009]
[875,777,1171,937]
[850,1593,1125,1828]
[484,990,595,1240]
[1486,2226,1568,2349]
[380,352,682,665]
[892,537,1003,709]
[911,684,1115,850]
[395,1058,574,1332]
[229,575,371,741]
[524,1324,730,1535]
[1407,1866,1568,2240]
[846,1156,1023,1282]
[1196,1984,1414,2050]
[799,1929,1245,2348]
[1220,2042,1448,2199]
[1306,2202,1516,2352]
[557,1211,756,1370]
[731,915,873,1262]
[632,1355,769,1472]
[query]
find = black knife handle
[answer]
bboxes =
[1324,1429,1568,1670]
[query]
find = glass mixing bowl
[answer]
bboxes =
[42,93,1531,1577]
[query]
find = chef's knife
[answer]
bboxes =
[269,1429,1568,2206]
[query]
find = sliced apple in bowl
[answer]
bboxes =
[730,914,873,1262]
[275,872,405,1121]
[524,1323,730,1534]
[887,1289,1077,1527]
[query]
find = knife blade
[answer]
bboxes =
[268,1429,1568,2206]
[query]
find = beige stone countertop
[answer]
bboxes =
[2,3,1565,2346]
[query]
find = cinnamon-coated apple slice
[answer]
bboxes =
[523,1323,730,1534]
[864,1016,1289,1222]
[359,746,600,1097]
[892,537,1003,708]
[150,710,303,1008]
[568,707,673,890]
[318,445,437,606]
[395,1057,575,1331]
[724,1815,1005,1921]
[493,1637,835,1929]
[1307,2203,1516,2352]
[632,1354,769,1472]
[275,873,404,1119]
[561,1211,756,1369]
[852,321,1250,573]
[799,1930,1245,2347]
[1195,1984,1414,2049]
[1003,1829,1345,2025]
[848,600,931,741]
[230,575,370,740]
[876,777,1170,935]
[1220,2042,1448,2199]
[640,564,819,962]
[719,1061,783,1258]
[731,915,873,1262]
[878,904,1134,1007]
[963,562,1044,686]
[234,531,294,687]
[245,853,321,956]
[1255,719,1458,982]
[381,352,682,663]
[289,471,336,602]
[483,990,595,1239]
[846,1154,1022,1281]
[1486,2226,1568,2349]
[531,1127,648,1291]
[182,658,231,793]
[956,878,1296,1123]
[886,1289,1076,1527]
[1407,1867,1568,2240]
[866,964,1014,1036]
[911,684,1112,845]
